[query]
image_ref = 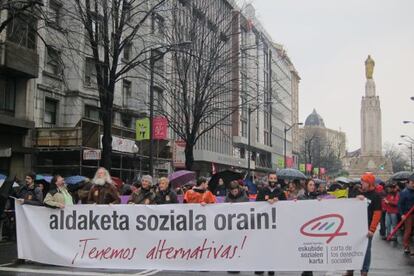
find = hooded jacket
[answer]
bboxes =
[155,188,179,204]
[128,186,157,204]
[88,182,120,204]
[225,190,249,203]
[183,187,216,204]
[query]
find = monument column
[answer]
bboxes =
[361,55,382,157]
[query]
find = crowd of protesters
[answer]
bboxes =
[1,167,414,276]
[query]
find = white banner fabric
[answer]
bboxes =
[16,199,368,271]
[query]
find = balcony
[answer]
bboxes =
[0,41,39,78]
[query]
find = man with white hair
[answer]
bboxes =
[88,167,120,204]
[128,175,156,204]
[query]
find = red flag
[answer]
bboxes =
[153,116,168,140]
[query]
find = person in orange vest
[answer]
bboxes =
[183,177,216,205]
[344,172,382,276]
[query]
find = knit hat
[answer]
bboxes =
[361,172,376,190]
[141,175,153,186]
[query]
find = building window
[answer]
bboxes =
[151,13,164,35]
[7,15,37,49]
[85,105,100,121]
[153,86,163,115]
[152,50,164,76]
[90,12,104,41]
[84,58,97,86]
[46,47,62,75]
[121,113,132,128]
[123,1,132,21]
[0,79,16,114]
[44,98,58,125]
[48,0,62,27]
[123,42,132,60]
[122,80,132,107]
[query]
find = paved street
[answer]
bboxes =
[0,234,413,276]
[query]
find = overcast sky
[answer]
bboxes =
[249,0,414,152]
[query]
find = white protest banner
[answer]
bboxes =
[15,199,368,271]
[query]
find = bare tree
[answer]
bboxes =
[154,1,264,170]
[384,143,409,172]
[49,0,168,170]
[299,127,344,175]
[0,0,43,33]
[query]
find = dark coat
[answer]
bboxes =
[16,185,44,206]
[128,187,156,204]
[214,185,227,197]
[155,189,179,204]
[256,186,287,201]
[225,190,249,203]
[398,187,414,215]
[298,192,319,200]
[88,183,120,204]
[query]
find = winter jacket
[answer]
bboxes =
[398,187,414,215]
[128,187,156,204]
[44,186,74,208]
[383,193,399,214]
[225,190,249,203]
[214,185,227,197]
[298,192,319,200]
[16,185,44,206]
[183,187,216,204]
[256,186,287,202]
[155,189,179,204]
[88,183,120,204]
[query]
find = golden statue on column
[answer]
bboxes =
[365,55,375,79]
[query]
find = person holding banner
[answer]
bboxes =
[344,173,381,276]
[128,175,156,205]
[255,173,286,275]
[298,179,318,201]
[88,167,120,204]
[15,172,44,206]
[155,177,178,204]
[398,173,414,255]
[224,181,249,203]
[183,177,216,205]
[43,175,74,208]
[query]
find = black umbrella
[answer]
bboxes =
[276,168,307,180]
[0,176,15,217]
[208,170,243,192]
[390,171,413,181]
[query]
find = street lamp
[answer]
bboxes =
[398,142,413,171]
[284,122,303,168]
[149,41,192,176]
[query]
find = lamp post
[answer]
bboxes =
[284,122,303,168]
[149,42,191,176]
[132,144,139,180]
[398,142,413,171]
